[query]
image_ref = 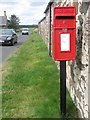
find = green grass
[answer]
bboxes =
[2,30,78,118]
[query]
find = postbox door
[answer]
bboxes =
[53,29,76,61]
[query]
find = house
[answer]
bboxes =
[0,11,7,28]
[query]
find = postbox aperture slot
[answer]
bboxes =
[54,15,76,28]
[56,16,75,19]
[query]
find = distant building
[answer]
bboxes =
[0,11,7,28]
[39,0,90,118]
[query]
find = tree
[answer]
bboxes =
[8,15,20,30]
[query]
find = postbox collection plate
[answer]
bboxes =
[60,33,70,52]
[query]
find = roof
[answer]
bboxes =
[44,0,54,13]
[38,0,54,24]
[0,16,7,26]
[38,16,46,24]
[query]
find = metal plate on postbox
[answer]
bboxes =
[60,34,70,52]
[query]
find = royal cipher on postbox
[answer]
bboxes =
[52,6,76,61]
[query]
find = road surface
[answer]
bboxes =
[0,33,30,64]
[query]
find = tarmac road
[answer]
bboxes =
[0,33,30,64]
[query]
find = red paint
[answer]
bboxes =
[52,6,76,61]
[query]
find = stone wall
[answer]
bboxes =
[66,1,90,118]
[38,0,90,118]
[38,11,50,49]
[38,17,46,44]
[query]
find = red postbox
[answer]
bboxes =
[52,6,76,61]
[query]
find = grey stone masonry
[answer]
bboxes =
[38,0,90,118]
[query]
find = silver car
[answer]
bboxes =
[22,28,29,35]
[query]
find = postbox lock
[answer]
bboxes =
[62,28,67,32]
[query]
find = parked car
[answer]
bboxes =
[0,29,17,45]
[22,28,29,35]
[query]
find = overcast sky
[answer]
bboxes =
[0,0,50,25]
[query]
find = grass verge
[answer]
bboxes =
[2,29,78,118]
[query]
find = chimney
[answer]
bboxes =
[4,11,6,16]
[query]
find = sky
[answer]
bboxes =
[0,0,50,25]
